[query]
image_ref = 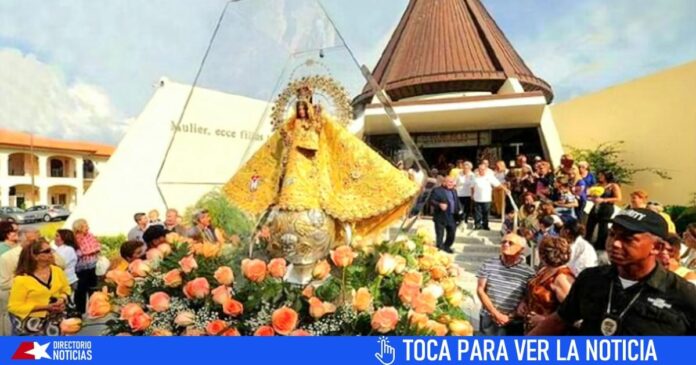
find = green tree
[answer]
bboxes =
[568,141,670,185]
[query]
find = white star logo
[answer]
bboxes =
[25,341,52,360]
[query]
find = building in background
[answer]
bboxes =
[553,60,696,206]
[0,130,114,210]
[353,0,563,169]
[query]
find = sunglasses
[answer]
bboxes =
[34,249,52,255]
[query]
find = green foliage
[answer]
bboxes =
[315,277,341,302]
[568,141,670,185]
[97,234,127,259]
[183,189,254,238]
[674,207,696,234]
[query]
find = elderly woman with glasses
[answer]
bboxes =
[7,239,71,325]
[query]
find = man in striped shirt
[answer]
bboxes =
[476,233,534,335]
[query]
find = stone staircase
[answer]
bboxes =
[388,218,504,330]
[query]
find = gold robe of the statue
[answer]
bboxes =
[223,114,419,238]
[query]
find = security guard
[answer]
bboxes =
[530,208,696,335]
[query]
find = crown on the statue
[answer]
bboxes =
[296,85,313,103]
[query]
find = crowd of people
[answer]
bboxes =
[419,153,696,335]
[0,207,223,336]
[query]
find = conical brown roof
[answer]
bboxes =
[354,0,553,105]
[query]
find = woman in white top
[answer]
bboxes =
[456,161,475,225]
[53,229,78,291]
[682,223,696,269]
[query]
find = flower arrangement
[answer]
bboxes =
[86,228,473,336]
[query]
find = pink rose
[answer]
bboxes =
[211,285,231,305]
[128,259,151,277]
[163,269,183,287]
[128,312,152,332]
[241,259,266,282]
[371,307,399,334]
[120,303,144,321]
[178,255,198,274]
[254,325,275,336]
[146,248,163,261]
[214,266,235,286]
[149,292,171,312]
[312,260,331,280]
[183,277,210,299]
[222,298,244,317]
[267,258,287,278]
[330,246,357,267]
[174,311,195,327]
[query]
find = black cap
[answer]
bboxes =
[612,208,668,240]
[143,224,167,244]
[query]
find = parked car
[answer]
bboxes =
[0,206,32,224]
[24,205,71,222]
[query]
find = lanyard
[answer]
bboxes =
[605,282,645,320]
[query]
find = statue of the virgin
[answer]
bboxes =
[224,76,418,283]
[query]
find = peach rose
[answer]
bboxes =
[87,288,111,319]
[151,328,173,336]
[206,319,228,336]
[146,248,163,262]
[408,311,429,330]
[302,285,315,299]
[394,255,407,274]
[446,290,465,307]
[106,270,134,288]
[330,246,356,267]
[183,277,210,299]
[178,255,198,274]
[426,320,448,336]
[371,307,399,333]
[376,253,397,276]
[220,327,240,336]
[423,245,439,256]
[214,266,235,286]
[183,327,205,336]
[402,271,423,287]
[128,259,151,277]
[157,243,172,257]
[222,298,244,317]
[254,325,275,336]
[398,282,420,306]
[241,259,266,282]
[449,319,474,336]
[440,278,457,295]
[267,258,287,278]
[128,312,152,332]
[200,242,221,258]
[290,329,311,336]
[430,266,448,281]
[60,318,82,334]
[174,311,196,327]
[308,297,336,319]
[312,260,331,280]
[423,283,444,299]
[149,292,171,312]
[120,303,145,321]
[116,284,132,298]
[416,227,435,245]
[418,255,436,270]
[163,269,183,287]
[211,285,231,305]
[412,292,438,314]
[271,306,298,335]
[352,287,372,312]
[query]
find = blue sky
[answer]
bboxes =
[1,0,694,144]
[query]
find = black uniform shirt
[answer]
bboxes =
[558,264,696,335]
